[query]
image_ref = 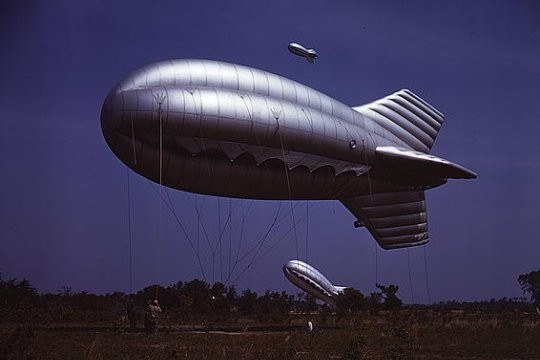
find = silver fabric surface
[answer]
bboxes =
[101,59,475,249]
[283,260,339,304]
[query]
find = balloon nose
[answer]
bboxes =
[100,89,131,159]
[100,91,122,133]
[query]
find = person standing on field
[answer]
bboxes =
[145,299,162,333]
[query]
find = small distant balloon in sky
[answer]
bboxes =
[288,42,318,64]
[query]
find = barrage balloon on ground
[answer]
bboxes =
[100,59,476,250]
[283,259,348,304]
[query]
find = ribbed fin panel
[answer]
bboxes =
[341,190,429,249]
[353,89,445,152]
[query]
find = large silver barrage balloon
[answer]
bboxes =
[101,59,476,250]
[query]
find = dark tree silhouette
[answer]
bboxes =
[518,270,540,306]
[183,279,212,312]
[376,283,403,309]
[239,289,257,314]
[335,288,366,313]
[0,274,37,306]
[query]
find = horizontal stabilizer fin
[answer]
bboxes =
[376,146,477,180]
[341,190,429,249]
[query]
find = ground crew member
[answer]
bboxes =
[145,299,162,333]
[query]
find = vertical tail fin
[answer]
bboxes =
[353,89,444,153]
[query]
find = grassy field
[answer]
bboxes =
[1,310,539,359]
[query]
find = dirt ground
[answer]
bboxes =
[1,312,539,359]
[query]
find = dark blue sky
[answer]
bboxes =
[1,0,539,303]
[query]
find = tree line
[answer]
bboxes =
[1,269,538,323]
[0,275,405,323]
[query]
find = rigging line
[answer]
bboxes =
[183,194,214,256]
[257,207,315,264]
[305,200,309,263]
[254,209,308,262]
[301,108,314,132]
[335,117,354,145]
[199,135,212,176]
[364,135,375,205]
[126,168,133,294]
[151,185,207,281]
[193,196,200,260]
[423,246,432,304]
[303,201,309,295]
[234,201,321,267]
[233,200,249,266]
[231,203,284,283]
[232,202,324,284]
[278,132,299,260]
[197,201,200,265]
[375,243,379,285]
[244,203,283,265]
[214,210,231,254]
[363,136,378,285]
[225,200,253,285]
[274,202,302,226]
[164,189,207,280]
[233,201,300,264]
[184,192,216,283]
[228,199,232,286]
[156,96,165,300]
[233,210,306,284]
[217,199,233,283]
[407,248,415,304]
[218,198,222,283]
[227,201,321,285]
[130,112,137,165]
[188,89,211,177]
